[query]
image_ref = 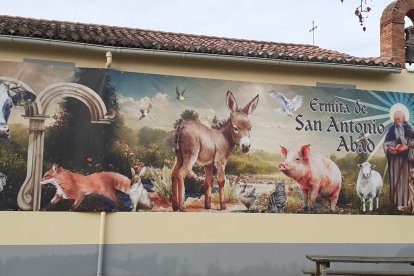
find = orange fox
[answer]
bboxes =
[40,164,131,210]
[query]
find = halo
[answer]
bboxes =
[389,103,410,121]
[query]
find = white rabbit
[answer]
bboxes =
[130,167,154,211]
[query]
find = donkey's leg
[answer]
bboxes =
[177,167,188,212]
[216,164,226,210]
[171,160,181,211]
[178,154,197,212]
[204,164,214,210]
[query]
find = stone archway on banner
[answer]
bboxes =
[17,82,112,211]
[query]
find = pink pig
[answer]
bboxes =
[279,144,342,211]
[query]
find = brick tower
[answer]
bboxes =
[380,0,414,68]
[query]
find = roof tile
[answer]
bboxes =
[0,15,401,69]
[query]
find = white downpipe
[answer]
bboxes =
[0,35,402,74]
[105,51,112,68]
[96,212,106,276]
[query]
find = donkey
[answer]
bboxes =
[0,81,36,140]
[171,91,259,212]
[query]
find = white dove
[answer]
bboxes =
[137,103,158,122]
[268,91,303,117]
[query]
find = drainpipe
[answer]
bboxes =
[97,212,106,276]
[105,51,112,68]
[0,35,402,74]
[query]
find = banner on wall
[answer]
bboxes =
[0,60,413,214]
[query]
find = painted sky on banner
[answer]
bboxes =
[110,70,408,158]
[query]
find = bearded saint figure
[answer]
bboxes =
[383,110,413,208]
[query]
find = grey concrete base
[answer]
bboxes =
[0,244,413,276]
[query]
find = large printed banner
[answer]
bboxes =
[0,60,413,214]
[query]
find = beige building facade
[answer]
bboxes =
[1,1,414,275]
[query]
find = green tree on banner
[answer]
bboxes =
[173,109,199,128]
[44,68,135,177]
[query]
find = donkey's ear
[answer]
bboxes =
[51,163,58,172]
[226,91,238,112]
[241,94,259,115]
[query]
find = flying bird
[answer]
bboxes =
[176,87,187,101]
[268,91,303,117]
[138,103,158,122]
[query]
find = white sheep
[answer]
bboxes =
[356,162,383,212]
[129,167,154,211]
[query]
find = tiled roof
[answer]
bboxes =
[0,15,400,69]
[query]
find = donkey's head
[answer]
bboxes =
[226,91,259,153]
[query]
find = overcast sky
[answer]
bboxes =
[1,1,404,58]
